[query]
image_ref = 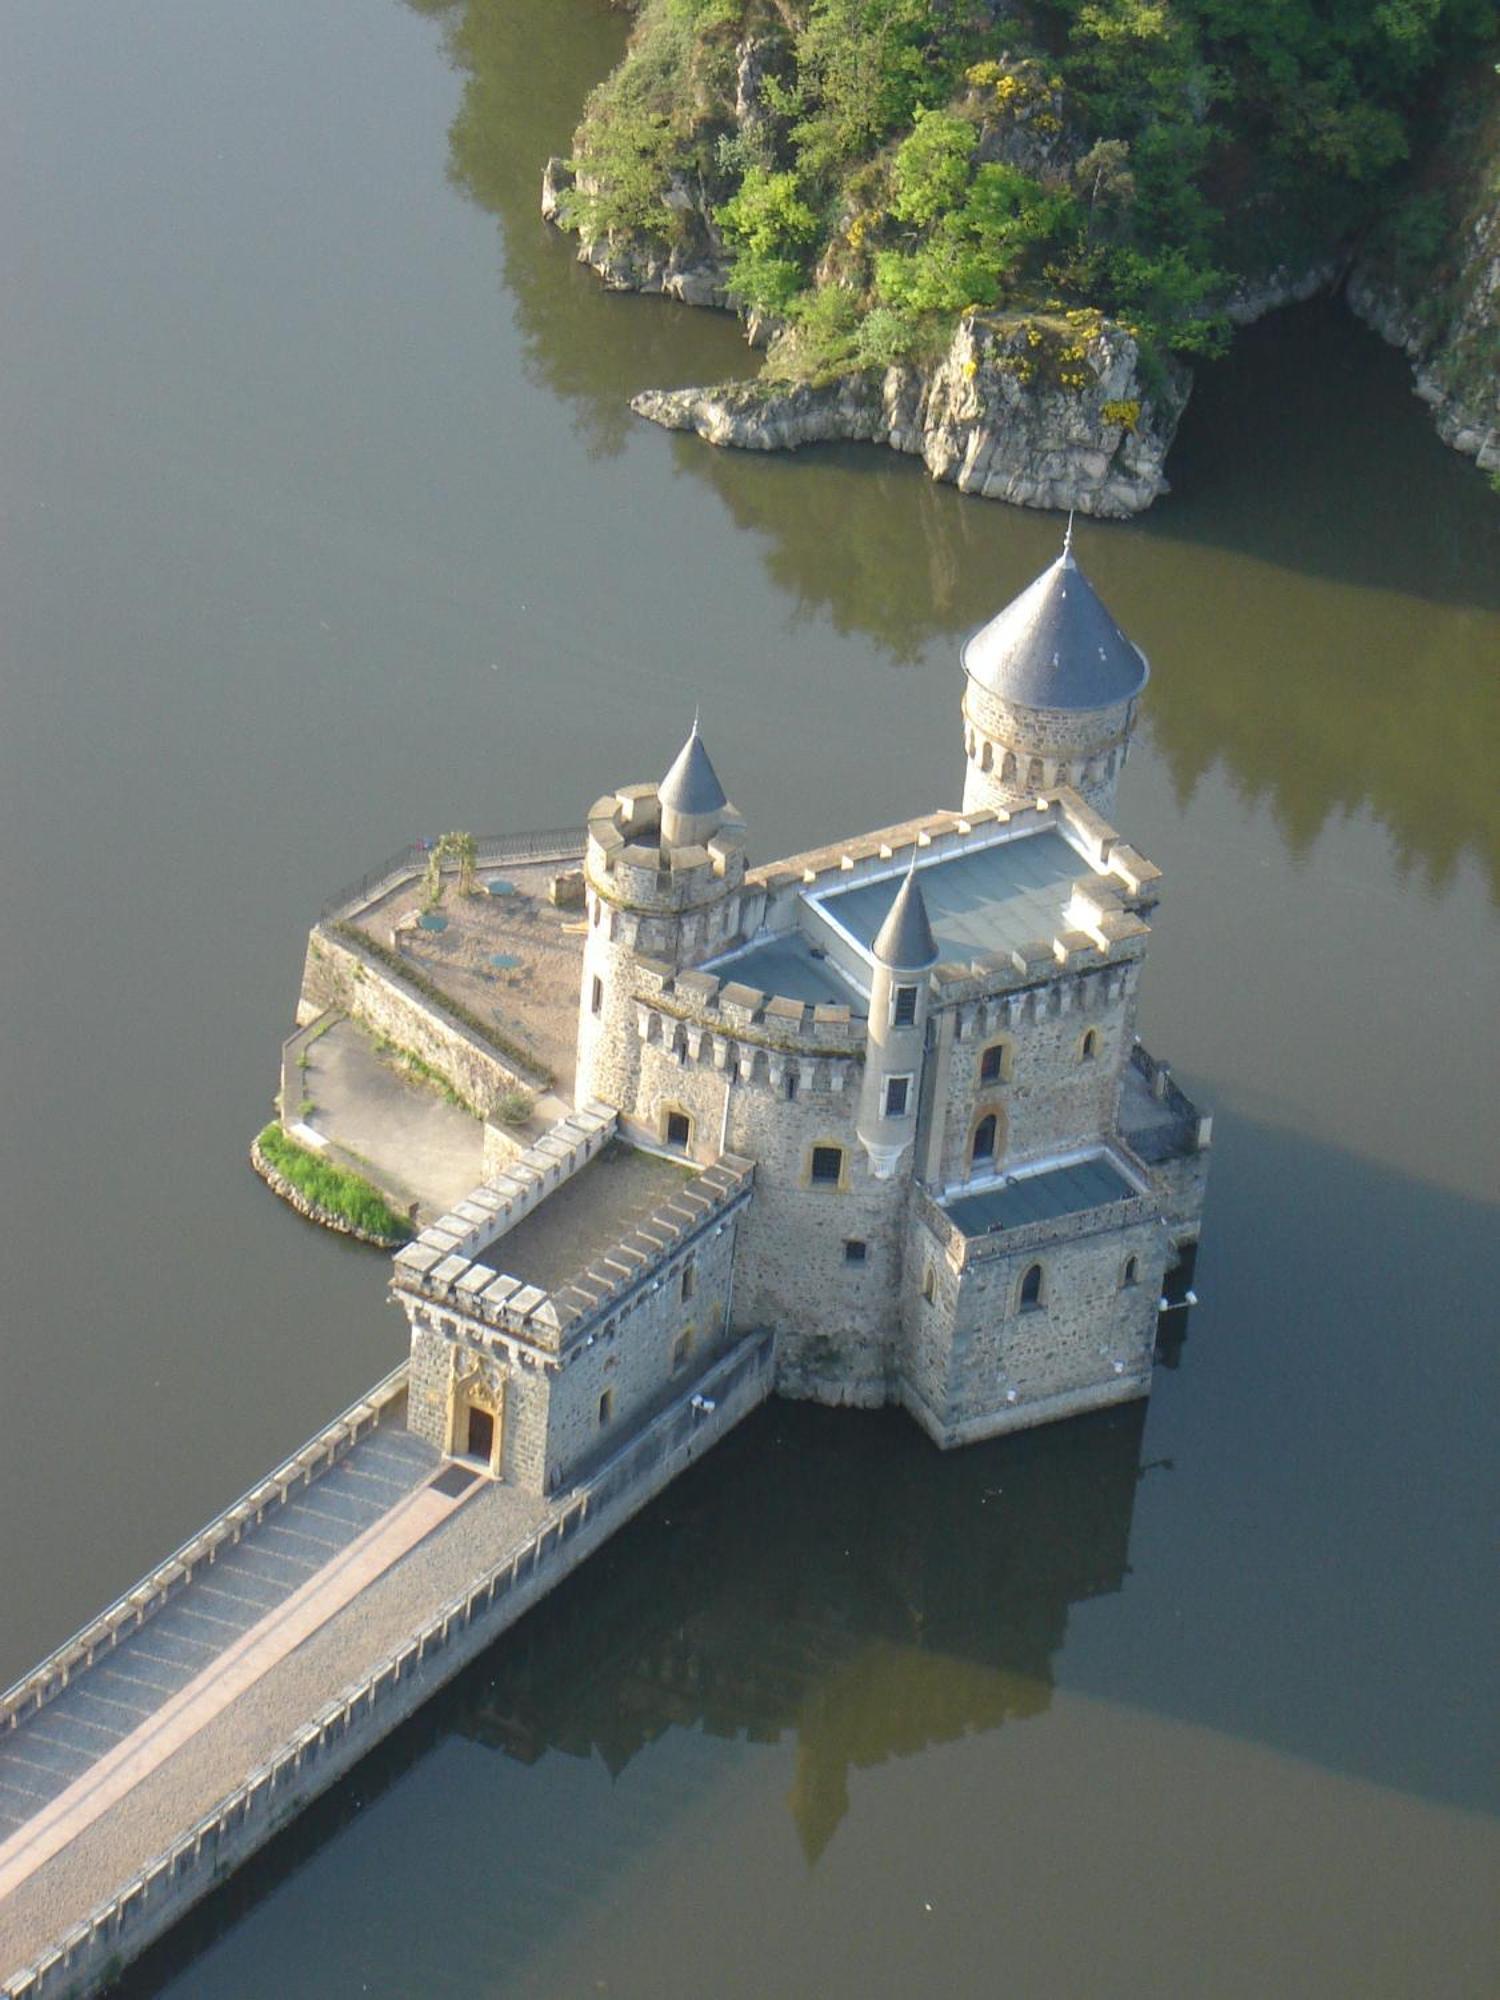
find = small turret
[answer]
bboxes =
[659,721,729,850]
[857,864,938,1180]
[575,722,747,1118]
[961,532,1149,818]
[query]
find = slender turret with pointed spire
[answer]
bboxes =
[857,858,939,1181]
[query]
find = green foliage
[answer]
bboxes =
[257,1125,411,1243]
[494,1088,535,1127]
[564,0,1489,378]
[717,165,821,312]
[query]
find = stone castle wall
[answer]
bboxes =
[961,684,1138,818]
[898,1197,1168,1446]
[300,925,533,1116]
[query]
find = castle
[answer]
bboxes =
[387,541,1209,1487]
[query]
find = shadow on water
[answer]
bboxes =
[116,1398,1149,1997]
[410,0,1498,902]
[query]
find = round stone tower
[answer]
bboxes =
[961,538,1149,820]
[575,723,747,1115]
[856,863,939,1180]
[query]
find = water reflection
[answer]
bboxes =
[414,0,1498,896]
[457,1401,1145,1864]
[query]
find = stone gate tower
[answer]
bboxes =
[961,536,1149,819]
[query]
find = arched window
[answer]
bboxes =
[1027,757,1044,788]
[972,1113,997,1164]
[980,741,993,772]
[1121,1255,1139,1288]
[1001,751,1018,782]
[1019,1263,1044,1310]
[1079,1028,1099,1062]
[922,1264,937,1304]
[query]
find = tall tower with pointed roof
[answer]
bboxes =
[961,543,1148,819]
[856,864,939,1180]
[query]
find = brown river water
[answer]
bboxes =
[0,0,1496,1993]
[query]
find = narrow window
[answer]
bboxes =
[1027,757,1044,787]
[665,1110,691,1149]
[598,1389,614,1426]
[972,1113,997,1164]
[1080,1028,1099,1062]
[980,741,994,772]
[1001,750,1018,782]
[892,985,918,1028]
[1122,1255,1139,1288]
[1020,1263,1044,1310]
[844,1239,867,1265]
[681,1260,695,1303]
[811,1145,843,1186]
[979,1043,1007,1085]
[923,1264,937,1303]
[883,1075,911,1119]
[785,1070,799,1100]
[590,974,603,1016]
[671,1328,694,1372]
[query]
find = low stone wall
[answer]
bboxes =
[0,1370,410,1741]
[301,924,536,1116]
[0,1335,775,2000]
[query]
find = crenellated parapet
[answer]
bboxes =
[585,783,748,919]
[393,1147,755,1361]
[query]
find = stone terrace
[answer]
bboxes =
[474,1143,694,1296]
[351,858,587,1100]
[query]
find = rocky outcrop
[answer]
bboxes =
[1225,258,1346,326]
[631,313,1188,518]
[1347,208,1500,474]
[543,155,732,309]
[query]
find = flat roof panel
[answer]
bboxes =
[706,934,865,1011]
[945,1155,1135,1238]
[821,830,1084,963]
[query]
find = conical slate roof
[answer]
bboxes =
[873,867,938,969]
[659,722,728,818]
[962,550,1148,712]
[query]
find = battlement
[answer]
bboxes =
[586,783,747,912]
[630,952,865,1065]
[393,1142,754,1357]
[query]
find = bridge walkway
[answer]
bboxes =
[0,1430,437,1844]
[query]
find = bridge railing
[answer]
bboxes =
[0,1365,411,1738]
[319,827,586,925]
[1,1332,777,2000]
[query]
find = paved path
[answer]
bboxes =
[304,1019,485,1218]
[0,1443,550,1979]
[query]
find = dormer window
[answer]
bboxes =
[892,985,918,1028]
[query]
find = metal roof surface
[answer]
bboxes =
[962,552,1148,711]
[872,868,938,968]
[706,933,866,1011]
[660,724,728,817]
[822,829,1086,964]
[944,1154,1135,1237]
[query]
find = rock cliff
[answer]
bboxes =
[1344,57,1499,476]
[544,156,1185,517]
[630,311,1187,518]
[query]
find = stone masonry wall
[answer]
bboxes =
[300,927,530,1116]
[961,685,1137,819]
[929,964,1139,1190]
[542,1211,740,1486]
[406,1311,553,1489]
[899,1205,1168,1445]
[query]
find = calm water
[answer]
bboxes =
[1,0,1496,1993]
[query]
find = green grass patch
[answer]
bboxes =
[256,1123,412,1244]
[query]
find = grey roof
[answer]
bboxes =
[823,829,1082,965]
[962,552,1148,711]
[660,723,728,818]
[944,1154,1135,1238]
[872,868,938,968]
